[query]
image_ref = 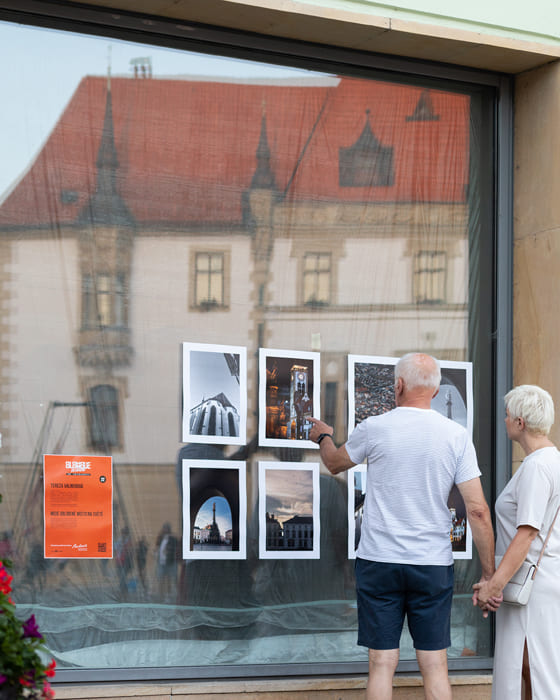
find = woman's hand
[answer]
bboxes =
[472,578,503,617]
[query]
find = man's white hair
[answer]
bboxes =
[394,352,441,391]
[504,384,555,435]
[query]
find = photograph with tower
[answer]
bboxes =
[259,348,320,449]
[182,342,247,445]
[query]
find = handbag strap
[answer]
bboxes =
[534,505,560,575]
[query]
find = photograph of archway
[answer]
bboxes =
[347,354,473,559]
[258,348,320,449]
[258,461,320,559]
[182,460,247,560]
[182,342,247,445]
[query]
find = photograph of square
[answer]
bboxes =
[259,461,320,559]
[258,348,320,449]
[182,460,246,560]
[347,354,474,559]
[182,342,247,445]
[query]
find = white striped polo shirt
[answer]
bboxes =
[346,406,481,566]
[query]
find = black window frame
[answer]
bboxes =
[0,0,513,684]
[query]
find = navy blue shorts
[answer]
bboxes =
[355,558,454,651]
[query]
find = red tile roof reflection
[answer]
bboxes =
[0,76,469,227]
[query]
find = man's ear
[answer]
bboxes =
[432,388,439,399]
[395,377,404,396]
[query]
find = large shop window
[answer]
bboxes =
[0,14,502,681]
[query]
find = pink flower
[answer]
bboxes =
[42,681,55,700]
[0,675,7,685]
[0,561,13,595]
[43,681,54,700]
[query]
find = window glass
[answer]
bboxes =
[89,385,120,450]
[304,253,331,305]
[195,252,225,307]
[414,251,447,304]
[0,18,496,677]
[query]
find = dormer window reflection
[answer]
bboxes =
[339,111,394,188]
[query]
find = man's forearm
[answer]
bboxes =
[468,506,495,579]
[318,435,348,474]
[308,418,355,474]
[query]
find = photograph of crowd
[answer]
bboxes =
[347,355,397,433]
[182,460,247,560]
[258,461,320,559]
[258,348,320,449]
[182,342,247,445]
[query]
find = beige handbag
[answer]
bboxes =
[498,505,560,606]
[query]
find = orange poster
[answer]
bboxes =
[44,454,113,559]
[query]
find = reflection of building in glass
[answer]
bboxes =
[0,72,471,623]
[0,75,470,467]
[190,392,240,437]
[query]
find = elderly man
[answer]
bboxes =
[309,352,495,700]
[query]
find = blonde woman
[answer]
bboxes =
[474,385,560,699]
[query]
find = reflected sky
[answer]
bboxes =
[0,20,331,198]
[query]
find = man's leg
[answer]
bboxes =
[367,648,399,700]
[415,649,452,700]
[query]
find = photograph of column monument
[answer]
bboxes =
[182,460,247,560]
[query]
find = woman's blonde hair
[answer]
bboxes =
[504,384,555,435]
